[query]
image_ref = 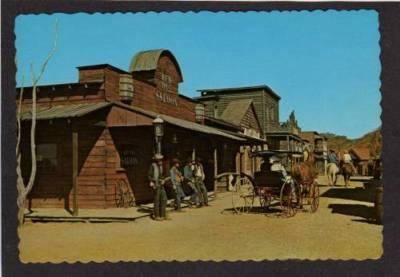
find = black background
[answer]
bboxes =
[2,1,400,276]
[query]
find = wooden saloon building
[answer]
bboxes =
[18,49,265,212]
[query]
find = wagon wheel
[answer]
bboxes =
[310,181,320,213]
[280,181,297,217]
[115,182,124,208]
[232,176,255,214]
[115,189,124,208]
[115,179,134,208]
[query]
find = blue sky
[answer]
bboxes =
[15,11,380,139]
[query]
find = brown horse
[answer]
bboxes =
[292,161,317,185]
[341,163,354,187]
[291,152,317,188]
[291,158,317,208]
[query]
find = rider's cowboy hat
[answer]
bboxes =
[152,154,164,160]
[269,156,280,164]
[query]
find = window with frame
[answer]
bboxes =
[37,143,58,171]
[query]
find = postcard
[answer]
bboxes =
[13,8,383,265]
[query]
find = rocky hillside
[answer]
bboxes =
[322,127,381,159]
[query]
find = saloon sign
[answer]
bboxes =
[156,90,178,106]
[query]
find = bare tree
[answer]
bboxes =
[16,19,58,225]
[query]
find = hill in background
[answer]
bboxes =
[322,127,381,159]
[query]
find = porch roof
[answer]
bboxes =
[21,102,112,121]
[215,128,266,144]
[20,100,246,142]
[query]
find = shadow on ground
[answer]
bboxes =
[321,179,378,203]
[222,202,282,216]
[328,203,378,225]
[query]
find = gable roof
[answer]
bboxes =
[129,49,183,81]
[220,99,254,126]
[350,147,371,160]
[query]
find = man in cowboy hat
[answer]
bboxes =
[170,158,186,212]
[184,158,200,207]
[328,149,339,166]
[148,154,169,221]
[194,157,209,207]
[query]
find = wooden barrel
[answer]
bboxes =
[375,185,383,224]
[119,74,134,101]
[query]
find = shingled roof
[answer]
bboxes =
[220,99,254,126]
[350,147,371,160]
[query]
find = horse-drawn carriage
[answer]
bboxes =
[228,150,320,217]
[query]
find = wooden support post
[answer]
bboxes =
[72,130,79,216]
[241,146,245,174]
[250,146,255,176]
[235,150,241,174]
[287,136,290,151]
[213,147,218,198]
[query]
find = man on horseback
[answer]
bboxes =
[342,150,357,174]
[327,149,339,166]
[327,149,339,186]
[340,150,357,187]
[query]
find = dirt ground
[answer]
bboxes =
[19,175,382,262]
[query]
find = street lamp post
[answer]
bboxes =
[153,116,164,156]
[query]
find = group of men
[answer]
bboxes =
[148,154,209,221]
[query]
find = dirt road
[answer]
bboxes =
[19,176,382,262]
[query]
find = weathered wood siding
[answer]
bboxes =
[21,112,110,209]
[207,89,280,134]
[21,121,72,209]
[18,84,105,105]
[240,105,261,132]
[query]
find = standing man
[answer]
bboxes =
[170,158,185,212]
[148,154,169,221]
[184,158,200,207]
[194,157,209,207]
